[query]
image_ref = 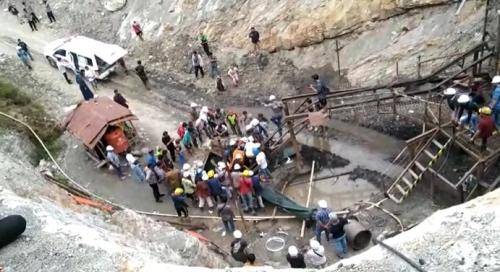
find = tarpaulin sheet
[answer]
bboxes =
[261,187,313,220]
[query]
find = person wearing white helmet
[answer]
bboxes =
[196,172,214,212]
[106,146,125,180]
[491,76,500,126]
[314,200,331,244]
[328,212,349,258]
[16,45,32,70]
[286,245,306,268]
[231,230,249,263]
[265,94,284,136]
[181,170,196,202]
[127,154,146,183]
[305,239,327,268]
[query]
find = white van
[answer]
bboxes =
[44,36,127,80]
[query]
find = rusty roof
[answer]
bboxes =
[62,96,138,148]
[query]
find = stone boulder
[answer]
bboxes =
[101,0,127,12]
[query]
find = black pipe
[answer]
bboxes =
[373,237,427,272]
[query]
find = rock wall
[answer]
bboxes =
[9,0,487,103]
[0,134,227,271]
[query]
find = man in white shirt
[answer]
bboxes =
[256,150,270,180]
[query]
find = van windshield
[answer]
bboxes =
[95,55,112,73]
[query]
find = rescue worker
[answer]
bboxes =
[217,200,235,236]
[328,212,349,258]
[251,171,265,208]
[135,60,150,90]
[286,246,306,268]
[470,107,497,152]
[230,230,249,263]
[197,173,214,212]
[181,171,196,202]
[239,170,255,214]
[490,76,500,126]
[171,188,189,217]
[226,111,242,136]
[207,170,224,203]
[314,200,331,244]
[305,239,327,268]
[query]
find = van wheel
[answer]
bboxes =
[46,56,57,68]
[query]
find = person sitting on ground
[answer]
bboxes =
[113,89,129,108]
[231,230,249,263]
[286,245,306,268]
[470,106,497,152]
[228,65,240,87]
[314,200,331,244]
[328,212,349,258]
[171,188,189,217]
[216,75,226,92]
[305,239,327,268]
[132,21,144,41]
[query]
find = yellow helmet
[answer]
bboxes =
[174,188,184,195]
[479,107,492,115]
[243,170,250,177]
[207,170,215,178]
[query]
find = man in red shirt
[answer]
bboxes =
[239,170,255,214]
[471,107,497,152]
[132,21,144,41]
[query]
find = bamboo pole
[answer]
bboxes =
[300,160,316,237]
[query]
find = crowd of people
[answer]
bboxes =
[445,76,500,152]
[7,1,56,31]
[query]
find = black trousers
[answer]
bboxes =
[167,145,176,162]
[149,183,161,201]
[202,42,211,56]
[62,72,71,84]
[194,65,204,78]
[31,13,40,23]
[176,207,188,217]
[47,11,56,23]
[28,20,37,31]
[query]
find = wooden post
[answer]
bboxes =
[395,61,399,81]
[335,40,341,81]
[391,88,397,115]
[496,9,500,74]
[417,55,422,79]
[283,102,304,172]
[482,0,490,42]
[300,161,315,237]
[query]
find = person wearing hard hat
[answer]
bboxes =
[106,146,125,180]
[470,107,497,152]
[230,230,249,263]
[196,172,214,212]
[256,149,271,182]
[328,212,349,258]
[171,188,189,217]
[207,169,224,203]
[239,170,255,214]
[490,75,500,126]
[266,95,284,137]
[230,163,243,194]
[286,245,306,268]
[305,239,327,268]
[314,200,332,244]
[181,171,196,202]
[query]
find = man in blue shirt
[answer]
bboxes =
[145,148,157,169]
[490,76,500,127]
[314,200,331,244]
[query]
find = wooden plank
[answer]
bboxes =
[440,129,482,160]
[300,160,316,237]
[415,161,426,171]
[427,167,457,188]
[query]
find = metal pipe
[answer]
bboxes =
[373,237,428,272]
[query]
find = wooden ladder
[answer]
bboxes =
[387,130,453,203]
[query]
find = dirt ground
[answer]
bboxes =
[0,12,447,269]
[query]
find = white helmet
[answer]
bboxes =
[233,230,242,239]
[457,94,470,104]
[309,239,321,250]
[491,75,500,84]
[318,200,328,208]
[269,95,276,101]
[106,145,114,151]
[183,171,191,178]
[288,245,298,256]
[182,163,191,171]
[190,102,198,108]
[443,87,456,96]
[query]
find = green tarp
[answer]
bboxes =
[261,187,313,220]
